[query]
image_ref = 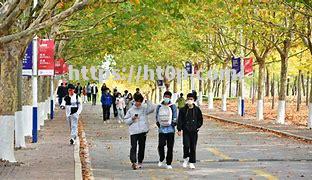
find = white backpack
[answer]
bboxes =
[158,104,172,127]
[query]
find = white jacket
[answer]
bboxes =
[124,100,155,135]
[61,93,83,117]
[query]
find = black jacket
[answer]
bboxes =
[177,104,203,132]
[57,86,67,98]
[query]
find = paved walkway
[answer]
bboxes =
[201,106,312,141]
[82,104,312,179]
[0,108,75,180]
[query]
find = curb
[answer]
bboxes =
[80,130,94,180]
[203,113,312,144]
[74,137,83,180]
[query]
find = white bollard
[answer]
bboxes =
[22,106,33,137]
[15,111,26,148]
[0,116,16,162]
[38,102,44,128]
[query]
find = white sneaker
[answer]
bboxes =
[158,161,163,167]
[118,120,121,124]
[70,138,75,145]
[182,158,188,168]
[166,165,173,169]
[189,163,195,169]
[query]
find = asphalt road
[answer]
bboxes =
[81,104,312,180]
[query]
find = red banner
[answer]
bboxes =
[38,39,55,76]
[244,57,253,76]
[63,62,69,74]
[54,58,64,75]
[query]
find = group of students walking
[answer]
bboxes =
[57,81,203,170]
[125,91,203,170]
[100,83,138,123]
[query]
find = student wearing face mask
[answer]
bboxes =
[155,91,177,169]
[177,93,203,169]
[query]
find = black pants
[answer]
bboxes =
[130,132,147,164]
[102,105,110,121]
[158,133,175,165]
[183,131,198,163]
[87,93,91,102]
[113,103,118,117]
[58,96,63,106]
[92,94,97,105]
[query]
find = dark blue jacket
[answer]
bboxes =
[101,93,112,106]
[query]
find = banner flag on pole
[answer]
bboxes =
[232,57,241,73]
[22,42,33,76]
[54,58,64,75]
[38,39,55,76]
[185,61,192,74]
[244,57,253,76]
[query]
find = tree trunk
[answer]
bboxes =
[229,72,232,97]
[0,41,25,161]
[301,74,305,97]
[265,67,270,97]
[252,74,256,104]
[271,74,275,109]
[257,61,265,120]
[236,80,239,97]
[207,61,213,109]
[308,74,312,128]
[307,72,310,106]
[286,77,290,96]
[221,63,227,111]
[297,70,302,111]
[277,53,289,124]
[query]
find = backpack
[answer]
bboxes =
[158,104,173,127]
[177,97,185,109]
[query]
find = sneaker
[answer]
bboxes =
[166,165,173,169]
[158,161,163,167]
[137,163,143,169]
[70,139,75,145]
[182,158,188,168]
[189,163,195,169]
[118,120,121,124]
[132,163,138,170]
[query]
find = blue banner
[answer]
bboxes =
[157,80,163,87]
[231,57,241,73]
[22,42,33,76]
[185,61,192,74]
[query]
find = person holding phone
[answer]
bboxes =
[124,93,155,170]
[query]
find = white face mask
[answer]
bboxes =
[187,100,194,105]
